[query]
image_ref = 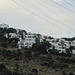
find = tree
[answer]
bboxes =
[0,63,12,75]
[19,30,27,38]
[48,46,59,55]
[32,41,51,54]
[31,68,38,75]
[69,72,74,75]
[1,42,7,48]
[66,48,71,54]
[7,28,16,33]
[24,50,32,58]
[62,71,67,75]
[0,63,6,69]
[69,46,74,53]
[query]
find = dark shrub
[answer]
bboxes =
[0,64,12,75]
[0,63,6,69]
[41,62,50,67]
[31,68,38,75]
[62,71,67,75]
[13,71,22,75]
[69,72,74,75]
[32,69,38,73]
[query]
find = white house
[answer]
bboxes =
[46,38,75,54]
[9,33,19,38]
[5,33,19,39]
[46,38,68,53]
[0,23,9,29]
[18,32,37,49]
[18,32,75,54]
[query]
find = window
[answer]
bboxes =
[25,39,28,41]
[28,36,31,38]
[20,43,24,45]
[25,43,28,45]
[28,43,31,45]
[58,44,61,46]
[62,47,65,49]
[59,47,62,49]
[59,50,61,52]
[29,39,32,41]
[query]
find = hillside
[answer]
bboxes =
[0,24,75,75]
[0,48,75,75]
[0,26,27,48]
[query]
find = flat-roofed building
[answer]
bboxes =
[0,23,9,29]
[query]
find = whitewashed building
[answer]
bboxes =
[45,38,75,54]
[18,32,75,54]
[8,33,19,38]
[5,33,19,39]
[46,38,66,53]
[0,23,9,28]
[18,32,37,49]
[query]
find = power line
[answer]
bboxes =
[22,0,74,30]
[11,0,73,36]
[11,0,64,30]
[50,0,75,12]
[35,0,75,25]
[36,0,67,20]
[63,0,75,8]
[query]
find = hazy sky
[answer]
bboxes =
[0,0,75,38]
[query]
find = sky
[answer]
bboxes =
[0,0,75,38]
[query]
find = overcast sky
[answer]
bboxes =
[0,0,75,38]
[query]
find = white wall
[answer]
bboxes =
[0,23,9,28]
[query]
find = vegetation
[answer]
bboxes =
[0,48,75,75]
[32,41,51,54]
[62,37,75,41]
[0,27,75,75]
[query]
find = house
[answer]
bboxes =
[5,33,19,39]
[18,32,37,49]
[17,31,75,54]
[0,23,9,29]
[46,38,68,53]
[8,33,19,38]
[46,38,75,54]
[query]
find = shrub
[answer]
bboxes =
[58,58,75,64]
[13,71,22,75]
[41,62,50,67]
[0,63,6,69]
[52,63,68,69]
[32,69,38,73]
[0,64,12,75]
[69,72,74,75]
[62,71,67,75]
[31,68,38,75]
[24,50,32,58]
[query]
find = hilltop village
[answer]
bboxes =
[0,23,75,55]
[1,23,75,75]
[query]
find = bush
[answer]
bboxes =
[13,71,22,75]
[0,63,6,69]
[24,50,32,58]
[41,62,50,67]
[31,68,38,75]
[0,64,12,75]
[58,58,75,64]
[52,63,68,69]
[32,69,38,73]
[69,72,74,75]
[62,71,67,75]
